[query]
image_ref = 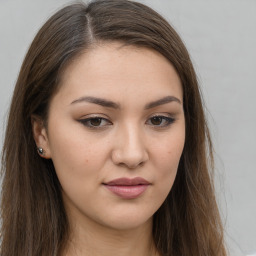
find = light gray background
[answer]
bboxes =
[0,1,255,255]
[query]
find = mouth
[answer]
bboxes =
[103,177,151,199]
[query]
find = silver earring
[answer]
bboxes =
[37,147,44,155]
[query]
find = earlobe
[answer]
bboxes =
[31,115,51,159]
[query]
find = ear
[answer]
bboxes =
[31,115,51,159]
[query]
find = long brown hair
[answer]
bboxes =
[1,1,226,255]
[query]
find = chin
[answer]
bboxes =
[98,211,154,231]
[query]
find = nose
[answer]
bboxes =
[111,124,149,169]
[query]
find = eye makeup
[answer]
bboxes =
[77,113,176,131]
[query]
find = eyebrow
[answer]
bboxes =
[144,96,181,109]
[71,96,120,109]
[70,95,181,109]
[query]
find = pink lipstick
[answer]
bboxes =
[103,177,150,199]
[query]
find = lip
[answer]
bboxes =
[103,177,151,199]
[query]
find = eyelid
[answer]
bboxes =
[77,113,175,130]
[78,115,112,129]
[146,114,175,128]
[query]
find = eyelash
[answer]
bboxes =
[146,115,175,127]
[78,115,175,130]
[78,117,112,129]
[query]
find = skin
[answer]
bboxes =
[32,42,185,256]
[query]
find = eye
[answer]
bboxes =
[78,117,112,129]
[147,115,175,127]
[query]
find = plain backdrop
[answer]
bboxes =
[0,0,255,255]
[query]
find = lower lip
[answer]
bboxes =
[103,184,149,199]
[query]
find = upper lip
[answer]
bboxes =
[103,177,150,186]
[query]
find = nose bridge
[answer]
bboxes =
[112,121,148,168]
[124,122,143,151]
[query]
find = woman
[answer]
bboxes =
[0,0,227,255]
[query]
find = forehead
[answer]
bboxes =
[54,42,183,105]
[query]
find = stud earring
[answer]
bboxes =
[37,147,44,155]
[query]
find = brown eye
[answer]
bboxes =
[151,116,163,125]
[79,117,112,129]
[147,115,175,127]
[89,118,102,126]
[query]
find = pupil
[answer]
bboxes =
[91,118,101,126]
[151,117,162,125]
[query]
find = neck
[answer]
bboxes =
[62,214,159,256]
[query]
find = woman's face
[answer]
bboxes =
[36,42,185,231]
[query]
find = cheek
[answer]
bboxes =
[47,122,110,188]
[48,119,105,163]
[48,129,111,211]
[154,131,185,169]
[152,130,185,193]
